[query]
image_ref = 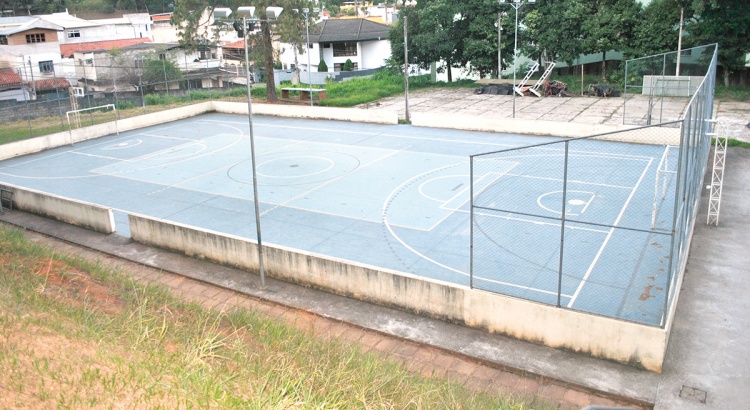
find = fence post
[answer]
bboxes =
[557,141,570,307]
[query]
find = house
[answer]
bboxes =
[0,12,152,97]
[73,42,227,94]
[279,18,390,73]
[0,67,25,101]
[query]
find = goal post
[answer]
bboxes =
[65,104,119,142]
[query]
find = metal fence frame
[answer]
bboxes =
[470,45,718,328]
[623,44,717,126]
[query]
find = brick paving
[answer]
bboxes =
[16,227,646,410]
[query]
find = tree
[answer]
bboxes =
[689,0,750,85]
[587,0,640,77]
[342,59,354,71]
[631,0,683,57]
[317,58,328,72]
[403,0,465,82]
[141,59,182,92]
[526,0,588,65]
[171,0,308,102]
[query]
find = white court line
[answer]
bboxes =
[473,276,574,298]
[260,146,412,217]
[566,156,655,308]
[503,173,635,190]
[202,118,658,161]
[69,151,139,162]
[88,123,245,176]
[469,209,611,234]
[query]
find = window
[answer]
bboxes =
[0,35,7,45]
[85,58,93,65]
[66,30,80,38]
[334,62,358,72]
[158,53,166,60]
[25,33,46,43]
[308,42,313,49]
[135,57,147,70]
[332,42,357,57]
[38,60,54,73]
[323,43,331,49]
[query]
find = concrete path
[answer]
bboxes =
[362,88,750,142]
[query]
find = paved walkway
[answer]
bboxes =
[362,88,750,142]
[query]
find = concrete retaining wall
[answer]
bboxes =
[212,101,398,124]
[2,183,115,233]
[128,213,668,372]
[0,102,215,161]
[411,112,681,145]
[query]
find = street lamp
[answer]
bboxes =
[302,7,320,107]
[215,5,284,288]
[497,11,507,78]
[499,0,535,119]
[397,0,417,123]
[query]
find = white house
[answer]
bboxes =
[0,11,153,97]
[279,18,391,73]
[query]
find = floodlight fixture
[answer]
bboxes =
[266,6,283,20]
[213,7,232,18]
[236,6,256,18]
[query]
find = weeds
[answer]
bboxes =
[0,225,549,409]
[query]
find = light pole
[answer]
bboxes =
[302,7,320,107]
[676,2,684,76]
[216,5,284,288]
[397,0,417,123]
[499,0,535,119]
[497,11,507,78]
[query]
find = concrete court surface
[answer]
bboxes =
[1,91,748,408]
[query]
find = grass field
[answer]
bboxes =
[0,225,553,409]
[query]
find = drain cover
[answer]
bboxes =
[680,386,707,403]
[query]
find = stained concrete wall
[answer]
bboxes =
[128,213,668,372]
[0,102,215,161]
[411,112,681,145]
[0,101,396,163]
[3,183,115,233]
[212,101,398,124]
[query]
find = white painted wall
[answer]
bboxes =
[361,40,390,69]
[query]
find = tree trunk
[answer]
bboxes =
[723,67,730,87]
[262,22,278,102]
[447,57,453,83]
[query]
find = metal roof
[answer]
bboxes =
[314,18,389,43]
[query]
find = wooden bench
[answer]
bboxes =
[280,87,327,101]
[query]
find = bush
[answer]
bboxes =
[115,100,135,110]
[343,59,354,71]
[318,59,328,73]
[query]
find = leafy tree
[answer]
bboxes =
[171,0,309,102]
[526,0,588,65]
[141,59,182,92]
[317,58,328,72]
[580,0,641,78]
[631,0,683,57]
[343,59,354,71]
[689,0,750,85]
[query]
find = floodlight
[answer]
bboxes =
[266,6,283,20]
[214,7,232,18]
[313,8,320,12]
[303,8,309,13]
[236,6,256,18]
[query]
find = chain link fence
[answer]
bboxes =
[471,45,717,327]
[623,44,717,126]
[1,61,253,144]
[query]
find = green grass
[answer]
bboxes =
[715,84,750,102]
[0,225,550,409]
